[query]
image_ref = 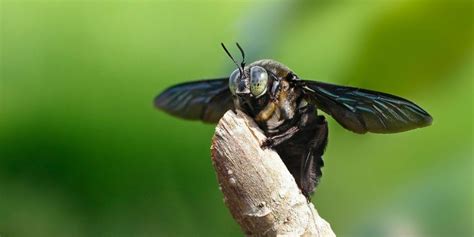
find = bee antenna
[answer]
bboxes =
[221,43,239,68]
[221,42,244,77]
[236,42,246,68]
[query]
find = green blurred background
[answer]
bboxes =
[1,0,472,236]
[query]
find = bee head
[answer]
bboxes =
[221,43,269,99]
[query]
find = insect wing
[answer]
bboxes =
[302,80,432,133]
[154,78,234,123]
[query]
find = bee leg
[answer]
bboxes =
[273,115,328,201]
[261,105,316,149]
[261,126,300,149]
[299,115,328,200]
[262,103,316,147]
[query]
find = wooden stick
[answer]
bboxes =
[211,110,336,237]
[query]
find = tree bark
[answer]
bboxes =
[211,110,336,237]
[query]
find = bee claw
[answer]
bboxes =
[261,138,274,149]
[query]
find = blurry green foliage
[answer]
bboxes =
[0,0,472,236]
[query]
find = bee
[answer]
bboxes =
[154,43,432,200]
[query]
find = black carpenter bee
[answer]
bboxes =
[154,43,432,200]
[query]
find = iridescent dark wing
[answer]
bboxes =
[154,78,234,123]
[302,80,433,134]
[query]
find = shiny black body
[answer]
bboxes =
[154,59,432,200]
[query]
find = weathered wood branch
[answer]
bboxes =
[211,110,336,237]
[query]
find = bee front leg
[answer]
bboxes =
[261,105,314,149]
[261,126,300,149]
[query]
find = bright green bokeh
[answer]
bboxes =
[1,1,472,236]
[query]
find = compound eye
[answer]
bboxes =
[228,69,240,95]
[250,66,268,98]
